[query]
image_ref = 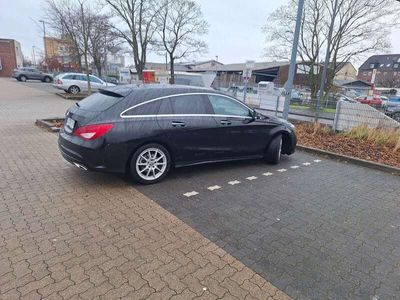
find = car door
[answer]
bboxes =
[156,94,220,165]
[74,75,88,92]
[207,94,274,158]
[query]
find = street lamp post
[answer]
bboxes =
[282,0,305,120]
[315,0,339,122]
[39,20,47,70]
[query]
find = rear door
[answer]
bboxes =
[207,94,273,158]
[156,94,219,165]
[89,75,104,90]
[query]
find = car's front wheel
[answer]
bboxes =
[68,85,80,94]
[43,76,52,83]
[19,75,27,82]
[265,134,282,164]
[130,144,171,184]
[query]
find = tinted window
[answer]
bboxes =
[62,74,74,79]
[208,95,251,117]
[169,95,208,114]
[124,101,161,116]
[77,92,122,112]
[158,98,173,114]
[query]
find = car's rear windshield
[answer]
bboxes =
[77,91,123,112]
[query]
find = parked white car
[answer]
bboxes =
[53,73,116,94]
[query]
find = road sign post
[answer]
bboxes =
[242,60,254,102]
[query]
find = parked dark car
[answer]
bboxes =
[58,85,297,184]
[12,67,53,83]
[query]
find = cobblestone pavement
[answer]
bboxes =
[0,78,289,299]
[137,150,400,299]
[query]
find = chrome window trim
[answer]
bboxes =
[120,92,253,118]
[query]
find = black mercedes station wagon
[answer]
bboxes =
[59,84,297,184]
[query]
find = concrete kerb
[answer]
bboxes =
[297,145,400,176]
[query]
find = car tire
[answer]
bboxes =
[265,134,282,164]
[43,76,52,83]
[19,75,27,82]
[68,85,80,94]
[130,143,171,185]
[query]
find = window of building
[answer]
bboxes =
[394,63,399,69]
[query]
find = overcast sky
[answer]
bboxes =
[1,0,400,65]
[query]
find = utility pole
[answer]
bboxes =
[282,0,305,120]
[315,0,339,122]
[39,20,47,70]
[32,46,36,66]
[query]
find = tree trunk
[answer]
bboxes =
[169,55,175,84]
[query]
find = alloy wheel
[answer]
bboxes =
[135,148,167,181]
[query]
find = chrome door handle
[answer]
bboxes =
[171,121,186,127]
[220,120,231,125]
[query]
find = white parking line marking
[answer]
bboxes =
[207,185,221,191]
[228,180,241,185]
[302,162,311,166]
[314,159,322,163]
[263,172,273,176]
[246,176,258,181]
[277,169,287,172]
[290,165,299,169]
[183,191,199,197]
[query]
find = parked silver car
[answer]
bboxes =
[12,67,53,83]
[53,73,116,94]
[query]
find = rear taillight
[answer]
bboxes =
[74,123,113,140]
[56,79,63,84]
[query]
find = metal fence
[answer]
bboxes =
[215,85,400,131]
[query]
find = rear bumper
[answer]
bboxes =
[58,131,126,174]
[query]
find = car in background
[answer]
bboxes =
[101,76,119,85]
[53,73,116,94]
[355,95,383,107]
[12,67,53,83]
[383,96,400,108]
[59,84,297,184]
[337,94,357,103]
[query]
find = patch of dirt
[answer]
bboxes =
[49,119,64,128]
[295,122,400,169]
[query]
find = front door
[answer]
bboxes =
[207,94,272,158]
[156,94,219,165]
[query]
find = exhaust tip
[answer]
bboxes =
[73,162,88,171]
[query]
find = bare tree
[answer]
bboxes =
[87,14,118,76]
[44,0,83,71]
[104,0,161,79]
[263,0,400,96]
[155,0,208,84]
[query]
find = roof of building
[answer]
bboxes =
[334,79,372,87]
[359,54,400,70]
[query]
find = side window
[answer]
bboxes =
[74,75,87,81]
[90,75,102,83]
[169,95,208,114]
[123,100,161,116]
[208,95,251,117]
[63,74,74,80]
[158,98,173,114]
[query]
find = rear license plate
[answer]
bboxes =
[65,117,75,133]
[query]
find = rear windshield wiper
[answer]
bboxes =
[99,89,124,98]
[75,102,80,107]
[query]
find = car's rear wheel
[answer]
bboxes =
[68,85,80,94]
[19,75,27,82]
[130,144,171,184]
[265,134,282,164]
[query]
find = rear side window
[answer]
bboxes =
[77,92,122,112]
[123,100,161,116]
[62,74,74,79]
[168,95,209,114]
